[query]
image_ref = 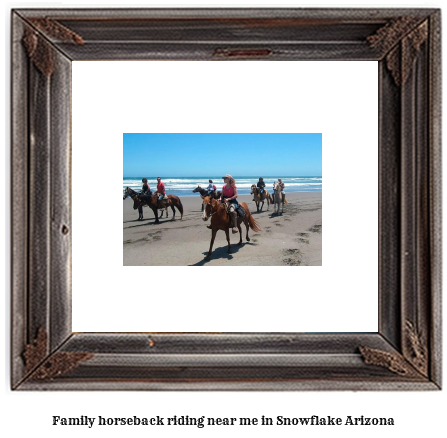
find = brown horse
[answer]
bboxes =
[201,196,261,260]
[151,193,184,222]
[250,184,270,212]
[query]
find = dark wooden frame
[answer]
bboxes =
[11,8,441,390]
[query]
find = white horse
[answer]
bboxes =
[272,181,287,215]
[250,184,270,212]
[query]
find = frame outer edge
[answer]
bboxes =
[428,10,442,388]
[28,46,52,351]
[12,7,438,20]
[16,379,440,392]
[11,12,29,388]
[10,7,441,391]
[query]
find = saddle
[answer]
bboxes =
[223,202,233,213]
[224,202,245,217]
[255,188,266,200]
[157,193,169,208]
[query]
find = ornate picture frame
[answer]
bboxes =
[11,8,441,390]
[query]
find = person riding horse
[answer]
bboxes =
[254,177,266,201]
[206,179,216,196]
[156,177,167,207]
[220,174,239,234]
[273,178,285,194]
[141,178,151,195]
[206,174,239,232]
[278,178,285,194]
[271,178,287,215]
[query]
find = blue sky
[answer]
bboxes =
[123,133,322,177]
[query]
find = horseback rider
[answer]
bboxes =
[220,174,239,234]
[206,179,216,196]
[273,178,285,204]
[273,178,285,192]
[278,178,285,193]
[141,178,151,195]
[256,177,266,200]
[156,177,166,206]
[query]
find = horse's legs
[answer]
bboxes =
[206,229,217,259]
[245,217,250,242]
[260,201,264,212]
[153,208,160,224]
[237,219,243,245]
[170,205,175,221]
[225,228,232,253]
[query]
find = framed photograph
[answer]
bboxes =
[11,8,441,390]
[121,133,323,267]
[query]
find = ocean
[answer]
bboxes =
[123,176,322,198]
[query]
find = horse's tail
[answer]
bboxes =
[248,212,261,232]
[176,197,184,219]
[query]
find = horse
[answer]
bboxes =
[155,193,184,221]
[250,184,270,212]
[201,196,261,260]
[123,186,150,221]
[192,186,221,211]
[271,182,288,215]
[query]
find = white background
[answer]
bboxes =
[72,60,378,332]
[2,1,445,438]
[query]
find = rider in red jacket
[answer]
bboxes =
[156,177,166,203]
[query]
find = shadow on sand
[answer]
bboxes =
[251,209,270,215]
[123,217,154,226]
[189,241,255,266]
[124,217,179,228]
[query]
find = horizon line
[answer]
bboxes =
[123,175,323,178]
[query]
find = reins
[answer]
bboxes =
[204,199,224,219]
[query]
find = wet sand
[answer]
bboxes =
[123,192,322,266]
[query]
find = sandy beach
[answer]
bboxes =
[123,192,321,266]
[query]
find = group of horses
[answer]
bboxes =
[249,182,287,215]
[123,181,287,259]
[123,187,183,224]
[193,182,287,215]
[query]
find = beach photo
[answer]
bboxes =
[123,133,322,266]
